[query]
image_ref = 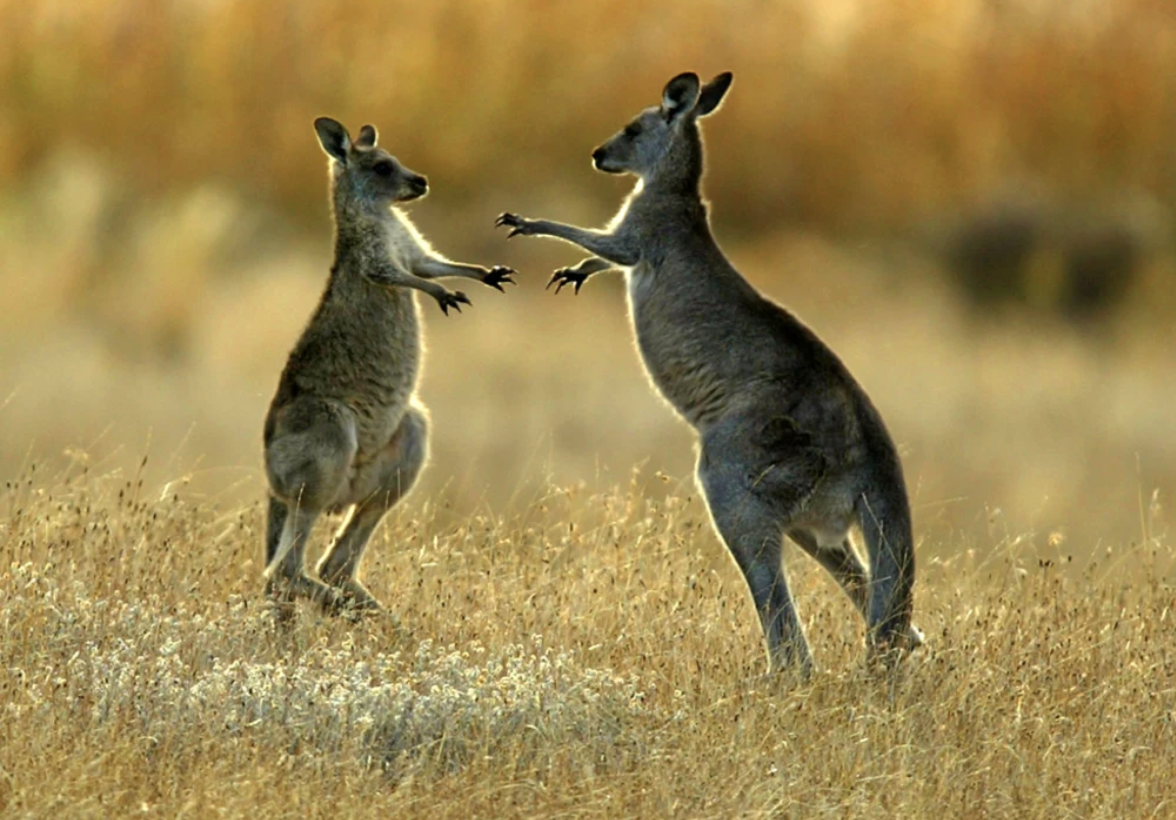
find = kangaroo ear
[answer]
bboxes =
[314,117,352,164]
[661,72,701,122]
[695,72,733,118]
[355,124,378,149]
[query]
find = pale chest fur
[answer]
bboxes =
[381,210,420,273]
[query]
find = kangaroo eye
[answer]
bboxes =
[373,161,394,177]
[624,124,641,138]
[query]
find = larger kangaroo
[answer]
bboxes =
[497,72,921,675]
[264,117,514,617]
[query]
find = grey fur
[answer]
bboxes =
[263,117,515,618]
[498,73,921,676]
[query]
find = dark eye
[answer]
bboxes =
[624,124,641,138]
[373,161,394,177]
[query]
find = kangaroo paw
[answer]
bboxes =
[547,268,591,294]
[482,266,517,292]
[495,212,533,238]
[437,290,471,315]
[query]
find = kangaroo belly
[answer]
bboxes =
[346,328,421,457]
[636,340,730,427]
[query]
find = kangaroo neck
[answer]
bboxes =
[640,164,701,200]
[324,205,407,310]
[628,177,710,233]
[332,194,390,244]
[641,120,705,195]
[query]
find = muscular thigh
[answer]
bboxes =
[696,410,827,520]
[265,397,358,508]
[341,404,429,507]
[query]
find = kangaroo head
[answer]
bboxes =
[313,117,429,206]
[592,71,733,184]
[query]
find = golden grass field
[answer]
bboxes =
[2,462,1174,818]
[3,0,1176,817]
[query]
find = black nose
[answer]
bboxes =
[591,147,606,166]
[413,175,429,191]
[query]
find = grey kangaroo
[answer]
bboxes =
[264,117,515,617]
[497,72,921,675]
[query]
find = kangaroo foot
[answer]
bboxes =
[318,577,383,620]
[266,572,344,617]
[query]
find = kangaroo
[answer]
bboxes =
[497,72,921,676]
[263,117,515,618]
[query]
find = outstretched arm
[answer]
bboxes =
[496,213,640,267]
[364,262,471,315]
[547,256,616,294]
[411,256,516,292]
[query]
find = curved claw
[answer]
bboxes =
[439,291,471,315]
[495,212,528,238]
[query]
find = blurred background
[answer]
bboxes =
[1,0,1174,557]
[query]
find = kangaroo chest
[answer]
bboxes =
[290,285,422,452]
[625,263,731,429]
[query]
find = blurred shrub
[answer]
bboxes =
[942,191,1168,322]
[2,0,1176,236]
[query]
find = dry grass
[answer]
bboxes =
[2,460,1173,818]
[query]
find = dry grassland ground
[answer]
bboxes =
[3,210,1175,815]
[1,460,1174,819]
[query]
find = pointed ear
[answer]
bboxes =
[695,72,733,118]
[661,72,700,122]
[355,124,378,149]
[314,117,352,164]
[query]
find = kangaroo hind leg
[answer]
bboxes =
[789,528,869,617]
[316,405,429,616]
[263,398,357,616]
[697,421,824,679]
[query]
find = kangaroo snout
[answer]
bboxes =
[405,174,429,200]
[592,144,624,175]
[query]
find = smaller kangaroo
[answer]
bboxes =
[497,72,921,676]
[263,117,515,617]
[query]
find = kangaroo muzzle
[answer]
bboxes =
[592,146,615,172]
[406,174,429,199]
